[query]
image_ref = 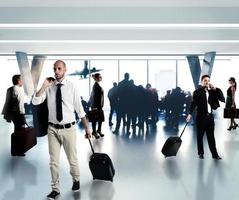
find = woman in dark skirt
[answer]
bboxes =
[226,77,238,131]
[90,73,105,138]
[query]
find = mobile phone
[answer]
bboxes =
[47,77,55,82]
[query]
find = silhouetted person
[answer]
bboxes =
[185,91,193,115]
[170,87,185,130]
[90,73,105,138]
[113,72,130,133]
[186,75,222,160]
[163,90,172,122]
[135,85,148,130]
[2,74,26,132]
[126,79,137,135]
[145,83,159,126]
[107,82,118,126]
[225,77,238,131]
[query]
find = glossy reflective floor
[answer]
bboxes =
[0,111,239,200]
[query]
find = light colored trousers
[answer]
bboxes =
[47,125,80,192]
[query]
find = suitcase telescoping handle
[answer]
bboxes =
[179,122,189,138]
[88,138,95,154]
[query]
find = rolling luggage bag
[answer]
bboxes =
[88,138,115,182]
[161,122,188,157]
[11,127,37,156]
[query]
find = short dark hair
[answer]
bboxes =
[201,75,210,81]
[124,73,129,80]
[12,74,21,85]
[229,77,236,83]
[92,73,101,80]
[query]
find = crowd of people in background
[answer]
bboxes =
[78,72,193,136]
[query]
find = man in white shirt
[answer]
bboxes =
[32,60,91,200]
[2,74,26,132]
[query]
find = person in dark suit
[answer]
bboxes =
[107,82,118,126]
[2,74,26,132]
[2,75,26,157]
[225,77,238,131]
[186,75,222,160]
[90,73,104,138]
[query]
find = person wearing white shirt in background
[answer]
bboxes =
[2,74,26,132]
[32,60,92,200]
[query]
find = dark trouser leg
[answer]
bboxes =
[196,117,205,155]
[115,110,122,130]
[97,121,102,132]
[206,115,218,157]
[109,107,113,123]
[12,113,25,132]
[92,121,97,133]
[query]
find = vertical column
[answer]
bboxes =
[201,52,216,77]
[15,52,34,96]
[147,59,149,84]
[176,59,178,87]
[31,55,46,91]
[186,55,201,89]
[88,60,91,96]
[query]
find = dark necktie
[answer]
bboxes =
[56,84,63,122]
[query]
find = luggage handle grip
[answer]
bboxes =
[88,138,95,154]
[179,122,188,138]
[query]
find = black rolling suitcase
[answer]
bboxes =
[11,127,37,156]
[88,139,115,182]
[161,122,188,157]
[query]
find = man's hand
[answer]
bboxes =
[43,78,54,88]
[36,78,54,97]
[186,114,192,122]
[209,83,216,90]
[84,128,92,139]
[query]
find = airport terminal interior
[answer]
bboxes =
[1,0,239,200]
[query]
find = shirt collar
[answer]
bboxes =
[55,78,67,86]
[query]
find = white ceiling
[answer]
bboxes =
[1,0,239,7]
[0,5,239,55]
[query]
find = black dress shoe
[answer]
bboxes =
[233,124,238,129]
[72,181,80,191]
[92,132,100,139]
[198,154,204,159]
[212,155,222,160]
[227,126,233,131]
[112,129,119,134]
[97,131,104,137]
[47,191,60,200]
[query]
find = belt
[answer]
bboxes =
[48,122,75,129]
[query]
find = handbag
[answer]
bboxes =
[87,109,105,122]
[223,108,239,119]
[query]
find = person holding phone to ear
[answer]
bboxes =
[186,75,221,160]
[32,60,91,200]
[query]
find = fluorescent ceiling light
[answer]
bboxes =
[0,40,239,43]
[0,23,239,29]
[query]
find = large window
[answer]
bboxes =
[119,60,147,86]
[177,60,195,92]
[148,60,176,97]
[0,55,238,111]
